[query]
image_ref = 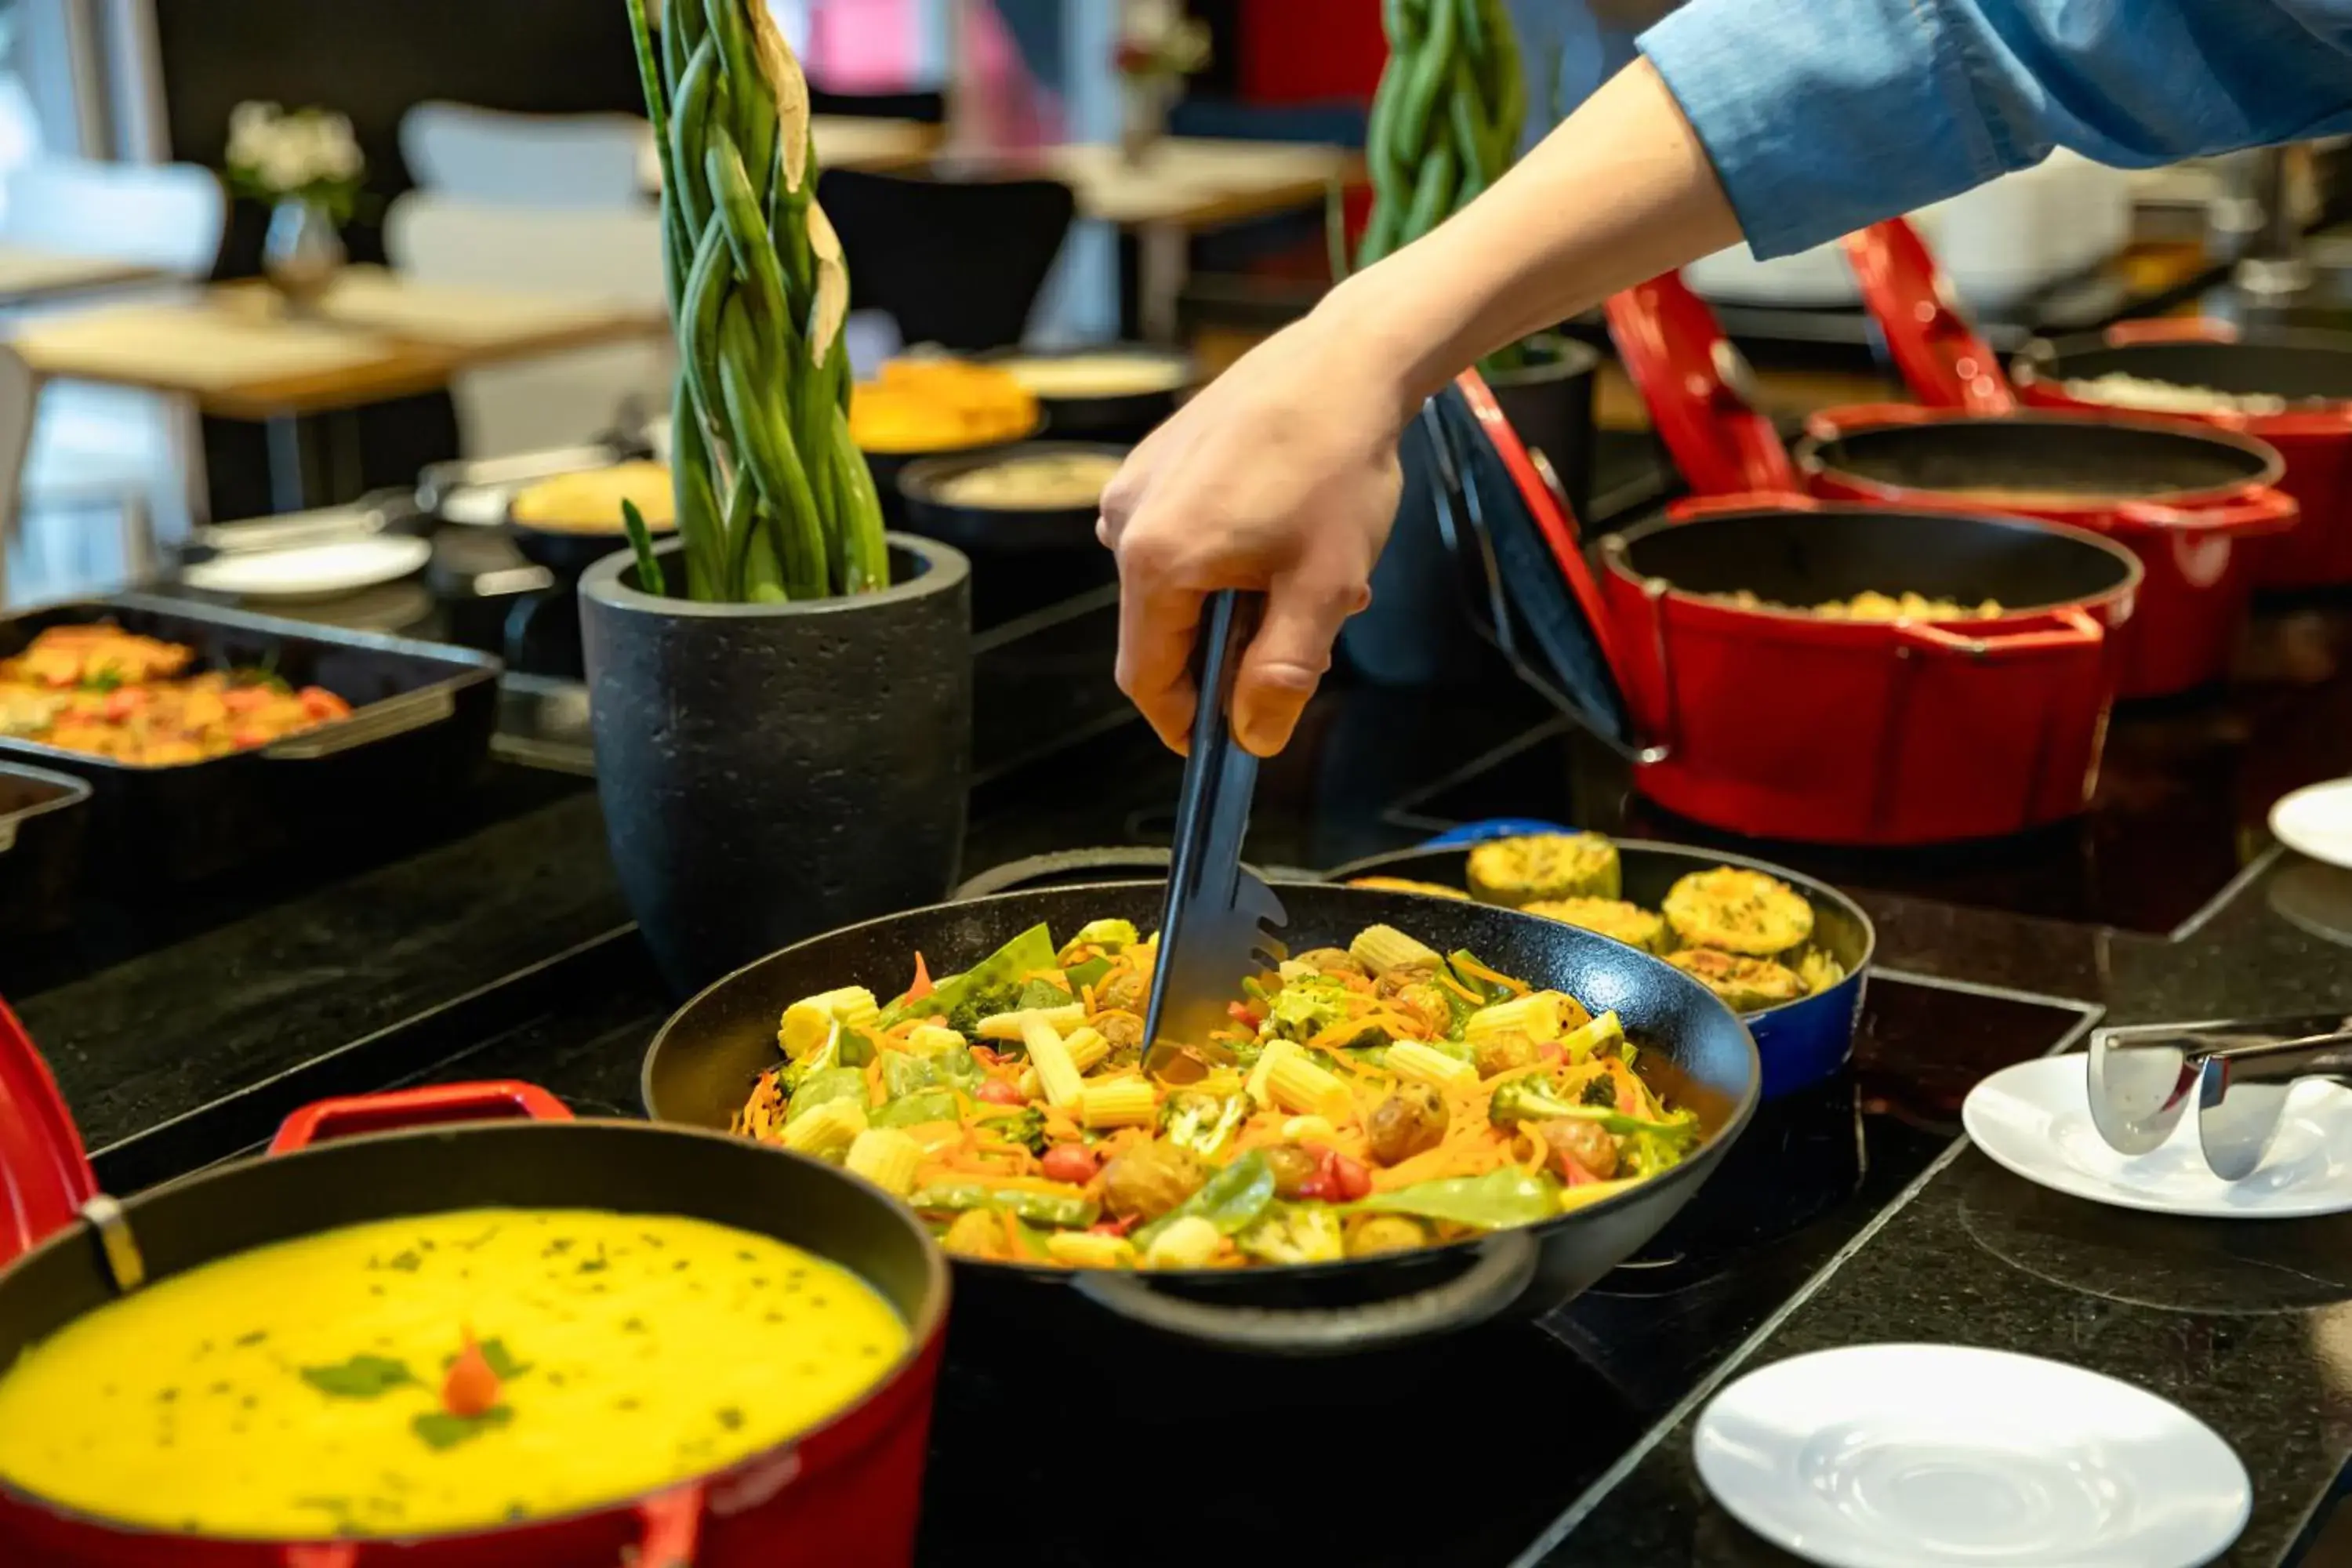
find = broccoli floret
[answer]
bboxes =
[1263,978,1352,1044]
[1160,1089,1250,1157]
[978,1107,1048,1155]
[946,978,1024,1040]
[1580,1075,1617,1109]
[779,1024,843,1091]
[1488,1076,1591,1128]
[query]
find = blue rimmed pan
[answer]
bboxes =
[1330,821,1873,1100]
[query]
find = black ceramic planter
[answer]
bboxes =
[1483,335,1600,523]
[580,534,974,995]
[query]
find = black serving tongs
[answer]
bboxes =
[1141,590,1289,1078]
[2089,1013,2352,1179]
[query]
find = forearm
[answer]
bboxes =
[1318,58,1740,420]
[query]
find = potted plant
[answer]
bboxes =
[583,0,973,995]
[224,101,365,311]
[1338,2,1600,684]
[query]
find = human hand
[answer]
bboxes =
[1098,306,1417,757]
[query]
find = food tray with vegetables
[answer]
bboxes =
[645,881,1758,1356]
[0,597,499,883]
[1333,829,1873,1098]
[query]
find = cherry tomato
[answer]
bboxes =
[220,686,270,714]
[975,1078,1025,1107]
[1040,1144,1098,1184]
[1326,1152,1373,1203]
[230,726,270,750]
[1537,1040,1562,1062]
[299,687,351,720]
[1226,1000,1262,1027]
[100,688,147,721]
[1087,1214,1139,1238]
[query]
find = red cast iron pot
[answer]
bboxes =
[0,1002,949,1568]
[1595,495,2142,844]
[1827,219,2298,697]
[2011,316,2352,590]
[1439,372,2143,845]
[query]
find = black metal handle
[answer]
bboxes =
[1420,397,1661,765]
[1068,1229,1538,1355]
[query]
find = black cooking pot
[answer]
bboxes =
[895,441,1127,553]
[978,343,1196,443]
[642,881,1759,1358]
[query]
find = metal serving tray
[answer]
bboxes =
[0,596,501,884]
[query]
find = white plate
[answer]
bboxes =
[1963,1054,2352,1218]
[1695,1345,2249,1568]
[181,535,433,601]
[2272,779,2352,870]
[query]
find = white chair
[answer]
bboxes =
[0,346,39,606]
[384,194,673,458]
[4,157,226,592]
[400,103,652,209]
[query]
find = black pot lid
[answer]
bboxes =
[1428,373,1635,753]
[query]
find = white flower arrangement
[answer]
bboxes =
[225,101,365,222]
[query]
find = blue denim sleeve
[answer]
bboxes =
[1639,0,2352,258]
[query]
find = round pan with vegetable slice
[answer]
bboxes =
[1332,837,1874,1101]
[644,883,1757,1353]
[1465,829,1620,905]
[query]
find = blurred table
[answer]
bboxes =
[11,267,666,509]
[637,114,942,191]
[1040,140,1357,342]
[0,244,165,308]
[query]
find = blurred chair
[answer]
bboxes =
[5,156,225,593]
[817,169,1074,350]
[384,194,671,458]
[0,347,39,605]
[400,102,652,209]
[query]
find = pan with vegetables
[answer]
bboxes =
[644,882,1757,1356]
[1332,829,1872,1099]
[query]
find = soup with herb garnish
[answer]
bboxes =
[0,1207,904,1538]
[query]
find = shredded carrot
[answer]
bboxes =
[1453,955,1527,996]
[864,1056,884,1101]
[1000,1207,1025,1254]
[906,952,934,1002]
[1436,974,1483,1007]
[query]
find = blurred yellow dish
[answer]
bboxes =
[851,359,1037,453]
[510,462,675,534]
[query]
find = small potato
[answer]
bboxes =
[1537,1117,1620,1181]
[1366,1083,1450,1167]
[1094,970,1149,1013]
[942,1209,1010,1261]
[1100,1142,1208,1221]
[1295,946,1368,978]
[1261,1143,1323,1199]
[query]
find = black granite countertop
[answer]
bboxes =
[9,427,2352,1565]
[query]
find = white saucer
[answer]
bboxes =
[2272,778,2352,870]
[182,535,433,602]
[1695,1345,2250,1568]
[1963,1054,2352,1218]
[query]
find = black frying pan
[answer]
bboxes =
[643,880,1759,1358]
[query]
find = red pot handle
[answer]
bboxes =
[2103,316,2240,347]
[269,1080,575,1154]
[1665,490,1820,521]
[272,1486,701,1568]
[1603,271,1799,496]
[2113,486,2299,535]
[1893,606,2103,659]
[1842,219,2018,415]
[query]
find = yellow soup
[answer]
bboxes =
[0,1207,906,1539]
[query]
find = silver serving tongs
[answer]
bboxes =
[1141,590,1289,1078]
[2088,1013,2352,1179]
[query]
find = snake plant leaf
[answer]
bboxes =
[806,201,848,370]
[747,0,811,195]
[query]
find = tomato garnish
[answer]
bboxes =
[906,952,934,1003]
[1225,1000,1261,1027]
[441,1329,500,1417]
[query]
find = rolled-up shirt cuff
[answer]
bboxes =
[1638,0,2012,259]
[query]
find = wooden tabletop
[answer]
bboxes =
[0,244,166,308]
[11,266,668,419]
[1041,139,1357,230]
